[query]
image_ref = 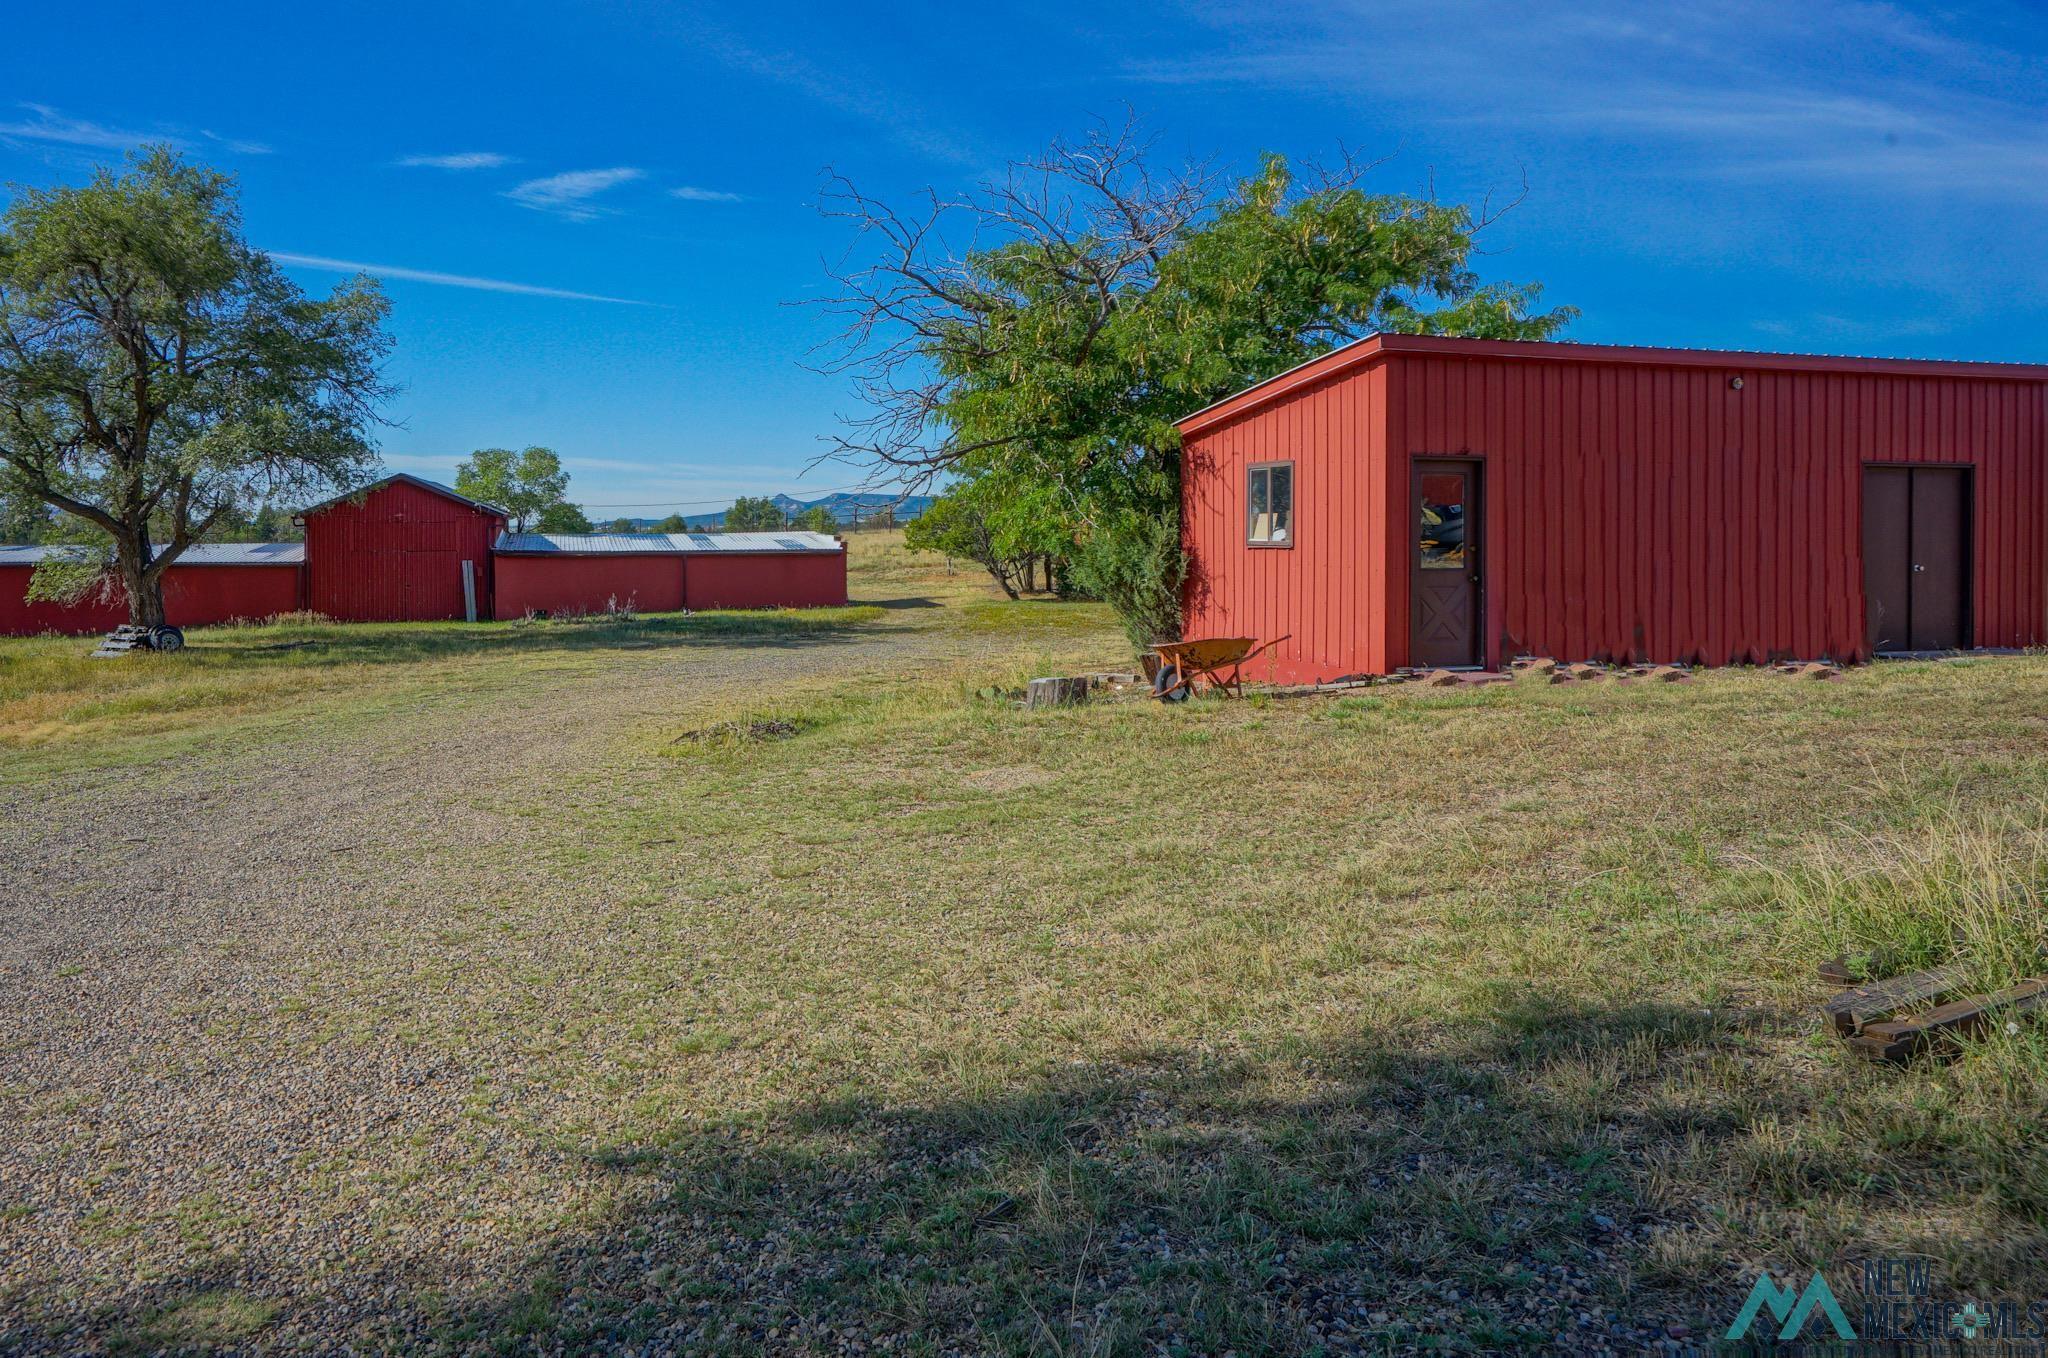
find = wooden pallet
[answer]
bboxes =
[1848,980,2048,1063]
[90,624,155,659]
[1817,957,2048,1063]
[1821,961,1972,1036]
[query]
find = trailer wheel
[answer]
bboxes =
[147,625,185,653]
[1153,661,1190,703]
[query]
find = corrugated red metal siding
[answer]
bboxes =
[492,555,685,619]
[1382,353,2046,669]
[305,480,503,621]
[0,563,306,635]
[161,564,306,626]
[0,567,128,634]
[1182,340,2048,682]
[1181,365,1387,684]
[683,553,848,610]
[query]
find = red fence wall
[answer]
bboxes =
[683,553,848,610]
[493,555,685,619]
[306,480,502,622]
[0,564,306,636]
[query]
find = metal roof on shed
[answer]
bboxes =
[296,472,510,519]
[0,542,305,566]
[493,530,843,555]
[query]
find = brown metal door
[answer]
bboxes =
[1410,460,1481,668]
[1863,466,1969,653]
[1862,467,1911,651]
[1907,468,1967,650]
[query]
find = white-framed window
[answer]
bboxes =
[1247,461,1294,546]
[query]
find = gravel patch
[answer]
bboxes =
[0,624,975,1354]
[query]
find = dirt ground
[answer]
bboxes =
[0,618,1000,1353]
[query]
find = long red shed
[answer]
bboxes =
[492,530,847,619]
[1178,335,2048,683]
[2,478,853,636]
[0,543,307,635]
[301,474,507,622]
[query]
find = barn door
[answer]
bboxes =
[1410,460,1483,668]
[1863,466,1969,652]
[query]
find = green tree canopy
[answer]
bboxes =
[535,500,592,533]
[821,121,1573,639]
[904,473,1064,599]
[0,147,391,625]
[795,504,838,534]
[724,496,784,531]
[454,445,584,534]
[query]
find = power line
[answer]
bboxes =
[577,481,922,510]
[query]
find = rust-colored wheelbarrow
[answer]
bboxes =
[1149,634,1291,701]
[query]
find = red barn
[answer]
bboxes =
[300,474,506,622]
[1,477,853,637]
[0,543,306,635]
[1179,335,2048,683]
[492,530,846,618]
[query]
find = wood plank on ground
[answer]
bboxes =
[1822,962,1972,1036]
[1847,979,2048,1063]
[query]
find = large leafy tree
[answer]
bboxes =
[903,472,1062,599]
[454,445,588,533]
[724,496,785,531]
[0,148,391,626]
[820,120,1574,638]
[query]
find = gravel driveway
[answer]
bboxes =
[0,620,975,1353]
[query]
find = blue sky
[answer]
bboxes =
[5,0,2045,514]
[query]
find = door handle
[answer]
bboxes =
[1912,564,1926,573]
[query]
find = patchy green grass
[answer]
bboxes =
[0,605,884,752]
[324,649,2048,1350]
[11,529,2048,1351]
[106,1290,281,1354]
[0,531,959,777]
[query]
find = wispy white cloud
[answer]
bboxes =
[203,130,273,155]
[266,251,652,305]
[504,167,645,220]
[0,104,271,157]
[1129,0,2048,202]
[399,151,516,170]
[0,103,181,151]
[686,19,983,166]
[669,185,746,203]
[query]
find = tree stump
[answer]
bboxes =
[1025,676,1090,709]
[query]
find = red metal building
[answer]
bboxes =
[681,539,849,610]
[492,531,847,618]
[1179,335,2048,684]
[301,474,507,622]
[491,537,686,619]
[0,544,307,635]
[2,477,852,636]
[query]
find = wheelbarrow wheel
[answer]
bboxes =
[1153,661,1190,703]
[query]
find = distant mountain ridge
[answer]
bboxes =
[604,491,932,531]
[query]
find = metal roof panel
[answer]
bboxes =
[493,531,844,555]
[0,542,305,566]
